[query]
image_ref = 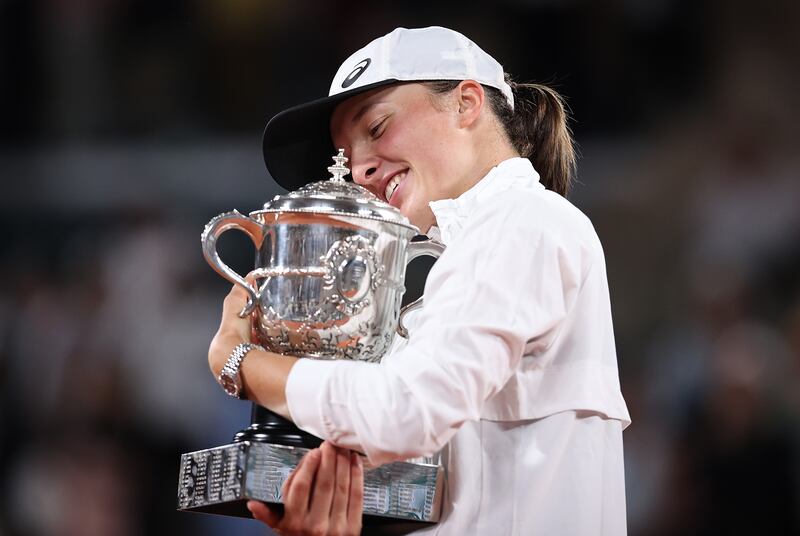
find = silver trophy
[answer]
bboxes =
[177,150,445,530]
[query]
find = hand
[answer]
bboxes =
[208,275,259,376]
[247,442,364,536]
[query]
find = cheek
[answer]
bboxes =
[379,124,446,173]
[378,108,450,156]
[375,123,409,156]
[376,112,457,200]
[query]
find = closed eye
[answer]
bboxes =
[369,116,387,138]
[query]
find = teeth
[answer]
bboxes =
[385,172,406,201]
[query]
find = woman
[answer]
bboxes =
[209,26,630,535]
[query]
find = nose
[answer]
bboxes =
[350,153,382,188]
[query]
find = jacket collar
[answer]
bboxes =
[427,157,542,244]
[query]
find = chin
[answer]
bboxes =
[399,201,435,234]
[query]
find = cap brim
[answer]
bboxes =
[262,80,398,191]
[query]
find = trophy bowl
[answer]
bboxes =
[201,149,444,361]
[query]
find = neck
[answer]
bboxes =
[458,132,519,196]
[425,121,519,233]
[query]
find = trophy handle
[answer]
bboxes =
[397,238,446,338]
[202,210,266,317]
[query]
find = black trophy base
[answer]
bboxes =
[233,405,322,448]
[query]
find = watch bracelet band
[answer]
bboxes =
[219,342,264,398]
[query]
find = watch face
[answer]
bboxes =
[219,373,239,397]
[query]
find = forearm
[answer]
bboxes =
[209,333,298,420]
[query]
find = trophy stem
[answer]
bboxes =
[233,403,323,448]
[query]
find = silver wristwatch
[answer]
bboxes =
[218,342,263,399]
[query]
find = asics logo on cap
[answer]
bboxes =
[342,58,371,88]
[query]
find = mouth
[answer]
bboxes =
[384,170,408,203]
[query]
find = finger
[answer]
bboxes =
[217,279,257,337]
[306,442,337,525]
[329,447,353,528]
[281,448,311,498]
[221,288,251,325]
[246,500,282,528]
[347,451,364,528]
[224,281,250,309]
[222,273,259,319]
[243,272,261,321]
[283,448,321,514]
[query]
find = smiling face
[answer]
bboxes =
[330,82,482,232]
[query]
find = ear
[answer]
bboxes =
[454,80,485,128]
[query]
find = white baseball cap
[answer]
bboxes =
[262,26,513,190]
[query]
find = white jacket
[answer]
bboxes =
[287,157,630,534]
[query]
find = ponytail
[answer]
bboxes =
[499,79,576,196]
[426,76,577,197]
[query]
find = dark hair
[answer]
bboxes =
[426,76,576,197]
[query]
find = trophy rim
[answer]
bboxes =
[250,207,420,234]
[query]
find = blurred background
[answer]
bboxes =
[1,0,799,534]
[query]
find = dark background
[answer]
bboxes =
[1,1,799,535]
